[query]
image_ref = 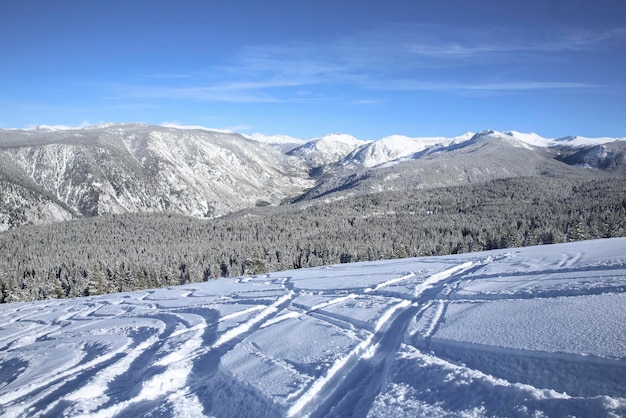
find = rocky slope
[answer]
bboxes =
[0,124,313,229]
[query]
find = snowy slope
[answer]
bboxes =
[343,132,474,168]
[287,133,371,168]
[556,141,626,173]
[0,179,74,230]
[345,135,447,168]
[297,129,596,201]
[345,130,626,168]
[0,238,624,417]
[504,130,556,147]
[504,131,626,148]
[334,129,623,169]
[555,135,626,147]
[0,124,313,224]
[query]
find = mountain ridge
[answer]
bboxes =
[1,123,624,229]
[0,124,313,229]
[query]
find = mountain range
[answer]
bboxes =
[1,123,624,229]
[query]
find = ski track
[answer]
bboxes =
[365,272,416,293]
[422,299,446,338]
[285,260,483,417]
[1,240,625,417]
[212,291,295,349]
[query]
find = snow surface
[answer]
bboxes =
[505,131,555,147]
[348,135,448,168]
[0,238,625,417]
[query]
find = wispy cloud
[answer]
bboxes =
[554,27,626,50]
[110,83,283,103]
[467,81,596,91]
[366,79,597,93]
[142,73,194,79]
[107,25,623,104]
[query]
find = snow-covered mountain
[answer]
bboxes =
[342,132,475,168]
[0,237,624,417]
[504,130,555,147]
[244,132,307,153]
[554,134,626,147]
[295,129,617,201]
[504,130,626,148]
[463,130,626,173]
[287,133,371,168]
[1,124,624,229]
[556,141,626,173]
[321,129,624,170]
[0,124,313,229]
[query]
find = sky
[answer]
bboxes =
[1,0,625,139]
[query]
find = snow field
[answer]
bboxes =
[0,238,624,417]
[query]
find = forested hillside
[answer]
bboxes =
[2,176,624,303]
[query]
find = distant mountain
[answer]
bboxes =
[556,141,626,173]
[0,124,624,229]
[553,134,626,147]
[341,132,475,168]
[296,129,621,201]
[287,133,371,169]
[0,124,313,229]
[244,132,306,153]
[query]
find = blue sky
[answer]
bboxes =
[1,0,625,139]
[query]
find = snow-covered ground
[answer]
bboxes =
[0,238,625,417]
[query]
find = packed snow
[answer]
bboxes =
[0,238,625,417]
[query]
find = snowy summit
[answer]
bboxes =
[0,238,624,417]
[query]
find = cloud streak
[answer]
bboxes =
[107,25,623,104]
[366,79,597,93]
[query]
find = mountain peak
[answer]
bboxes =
[287,134,370,168]
[471,129,498,140]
